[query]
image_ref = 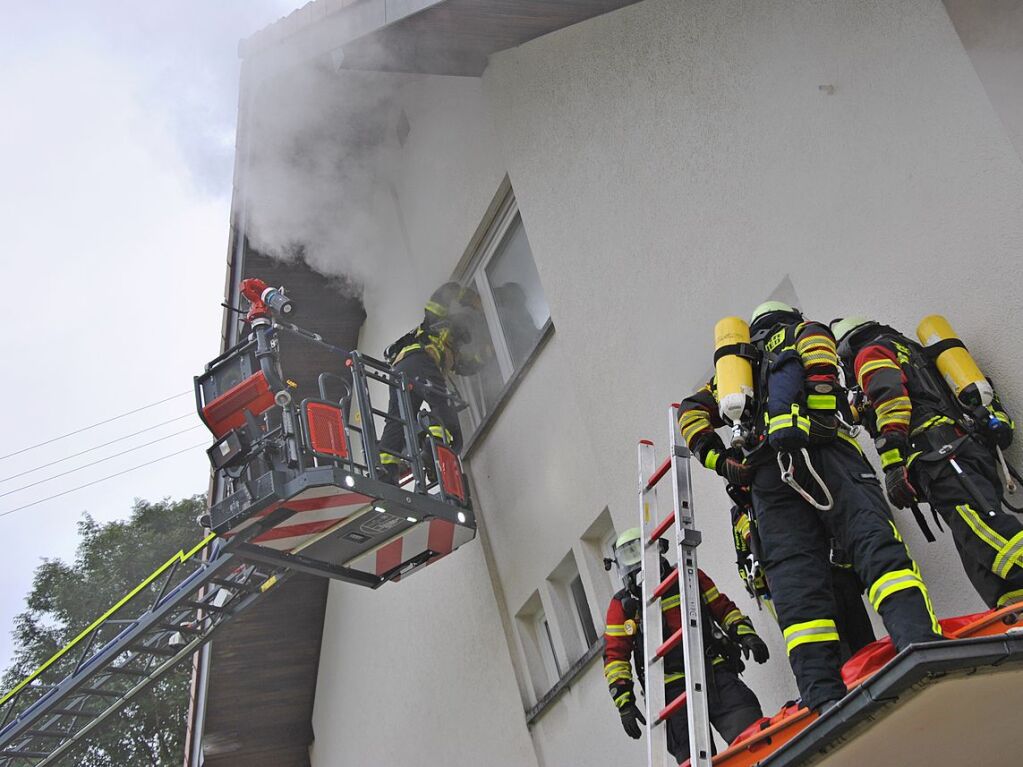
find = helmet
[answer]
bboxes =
[749,300,802,340]
[829,316,875,346]
[613,527,644,580]
[427,282,480,318]
[829,316,880,365]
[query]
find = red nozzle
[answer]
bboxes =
[241,278,271,322]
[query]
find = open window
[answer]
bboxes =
[455,185,551,436]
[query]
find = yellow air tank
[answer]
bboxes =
[916,315,993,408]
[715,317,754,445]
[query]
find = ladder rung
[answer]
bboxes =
[79,688,123,699]
[645,456,672,491]
[370,408,404,421]
[50,708,102,718]
[656,628,683,659]
[25,729,68,739]
[130,644,178,657]
[658,690,687,723]
[648,512,675,543]
[1,749,50,758]
[649,567,678,603]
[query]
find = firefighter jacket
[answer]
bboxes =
[602,569,756,709]
[678,321,858,472]
[847,329,1013,465]
[388,302,484,378]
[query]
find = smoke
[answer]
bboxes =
[243,61,411,301]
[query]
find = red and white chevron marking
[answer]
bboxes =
[349,518,475,580]
[221,485,372,552]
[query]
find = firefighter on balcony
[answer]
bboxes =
[678,302,943,714]
[603,528,765,765]
[377,283,487,484]
[832,315,1023,610]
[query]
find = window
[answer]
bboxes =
[456,187,551,435]
[536,611,563,681]
[570,575,599,647]
[516,591,559,698]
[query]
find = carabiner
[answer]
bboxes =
[777,448,834,512]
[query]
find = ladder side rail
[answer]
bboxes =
[348,353,383,481]
[668,406,713,767]
[638,441,668,767]
[0,552,242,752]
[24,577,276,767]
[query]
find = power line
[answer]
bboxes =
[0,414,195,483]
[0,391,193,462]
[0,442,209,520]
[0,426,204,500]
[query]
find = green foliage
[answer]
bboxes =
[2,495,206,766]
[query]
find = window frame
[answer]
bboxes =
[454,185,551,437]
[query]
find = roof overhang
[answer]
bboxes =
[240,0,646,77]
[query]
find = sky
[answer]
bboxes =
[0,0,298,671]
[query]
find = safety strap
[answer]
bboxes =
[921,337,966,360]
[713,342,762,364]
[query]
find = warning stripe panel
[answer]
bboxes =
[222,486,371,543]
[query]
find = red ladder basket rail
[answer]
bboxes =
[637,405,713,767]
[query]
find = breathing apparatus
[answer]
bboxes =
[746,302,835,511]
[714,317,757,448]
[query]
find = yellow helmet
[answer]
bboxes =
[613,527,643,572]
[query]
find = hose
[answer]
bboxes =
[778,448,834,511]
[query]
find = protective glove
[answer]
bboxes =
[710,449,753,487]
[617,694,646,739]
[883,464,917,509]
[768,405,810,452]
[738,632,770,664]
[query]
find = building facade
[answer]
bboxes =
[206,1,1023,764]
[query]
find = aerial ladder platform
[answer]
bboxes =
[638,405,1023,767]
[0,281,476,765]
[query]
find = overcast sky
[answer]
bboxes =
[0,1,297,671]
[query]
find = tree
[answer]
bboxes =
[2,495,206,766]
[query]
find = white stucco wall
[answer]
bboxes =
[307,0,1023,765]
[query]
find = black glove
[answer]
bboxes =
[738,632,770,664]
[618,698,646,739]
[712,449,753,487]
[883,464,917,509]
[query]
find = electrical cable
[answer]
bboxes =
[0,391,192,461]
[0,442,208,519]
[0,414,195,483]
[0,426,204,499]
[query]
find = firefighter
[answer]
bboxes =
[377,283,486,483]
[831,316,1023,609]
[603,528,765,764]
[729,498,876,660]
[678,302,942,714]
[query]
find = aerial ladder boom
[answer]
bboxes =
[0,279,478,765]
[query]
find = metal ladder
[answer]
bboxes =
[0,537,283,767]
[637,405,713,767]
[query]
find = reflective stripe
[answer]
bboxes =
[910,414,955,436]
[661,594,681,612]
[605,624,629,637]
[868,569,926,611]
[680,410,713,444]
[428,424,453,442]
[735,623,757,637]
[956,504,1008,559]
[888,523,942,635]
[425,300,447,317]
[664,672,686,684]
[857,358,900,383]
[996,589,1023,609]
[721,608,743,628]
[783,619,839,655]
[993,529,1023,579]
[704,449,721,472]
[735,514,750,539]
[837,430,864,454]
[614,691,632,708]
[702,586,720,603]
[605,660,633,685]
[875,396,912,429]
[806,394,837,410]
[379,452,401,466]
[768,405,810,435]
[880,448,904,469]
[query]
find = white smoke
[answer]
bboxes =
[243,61,410,300]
